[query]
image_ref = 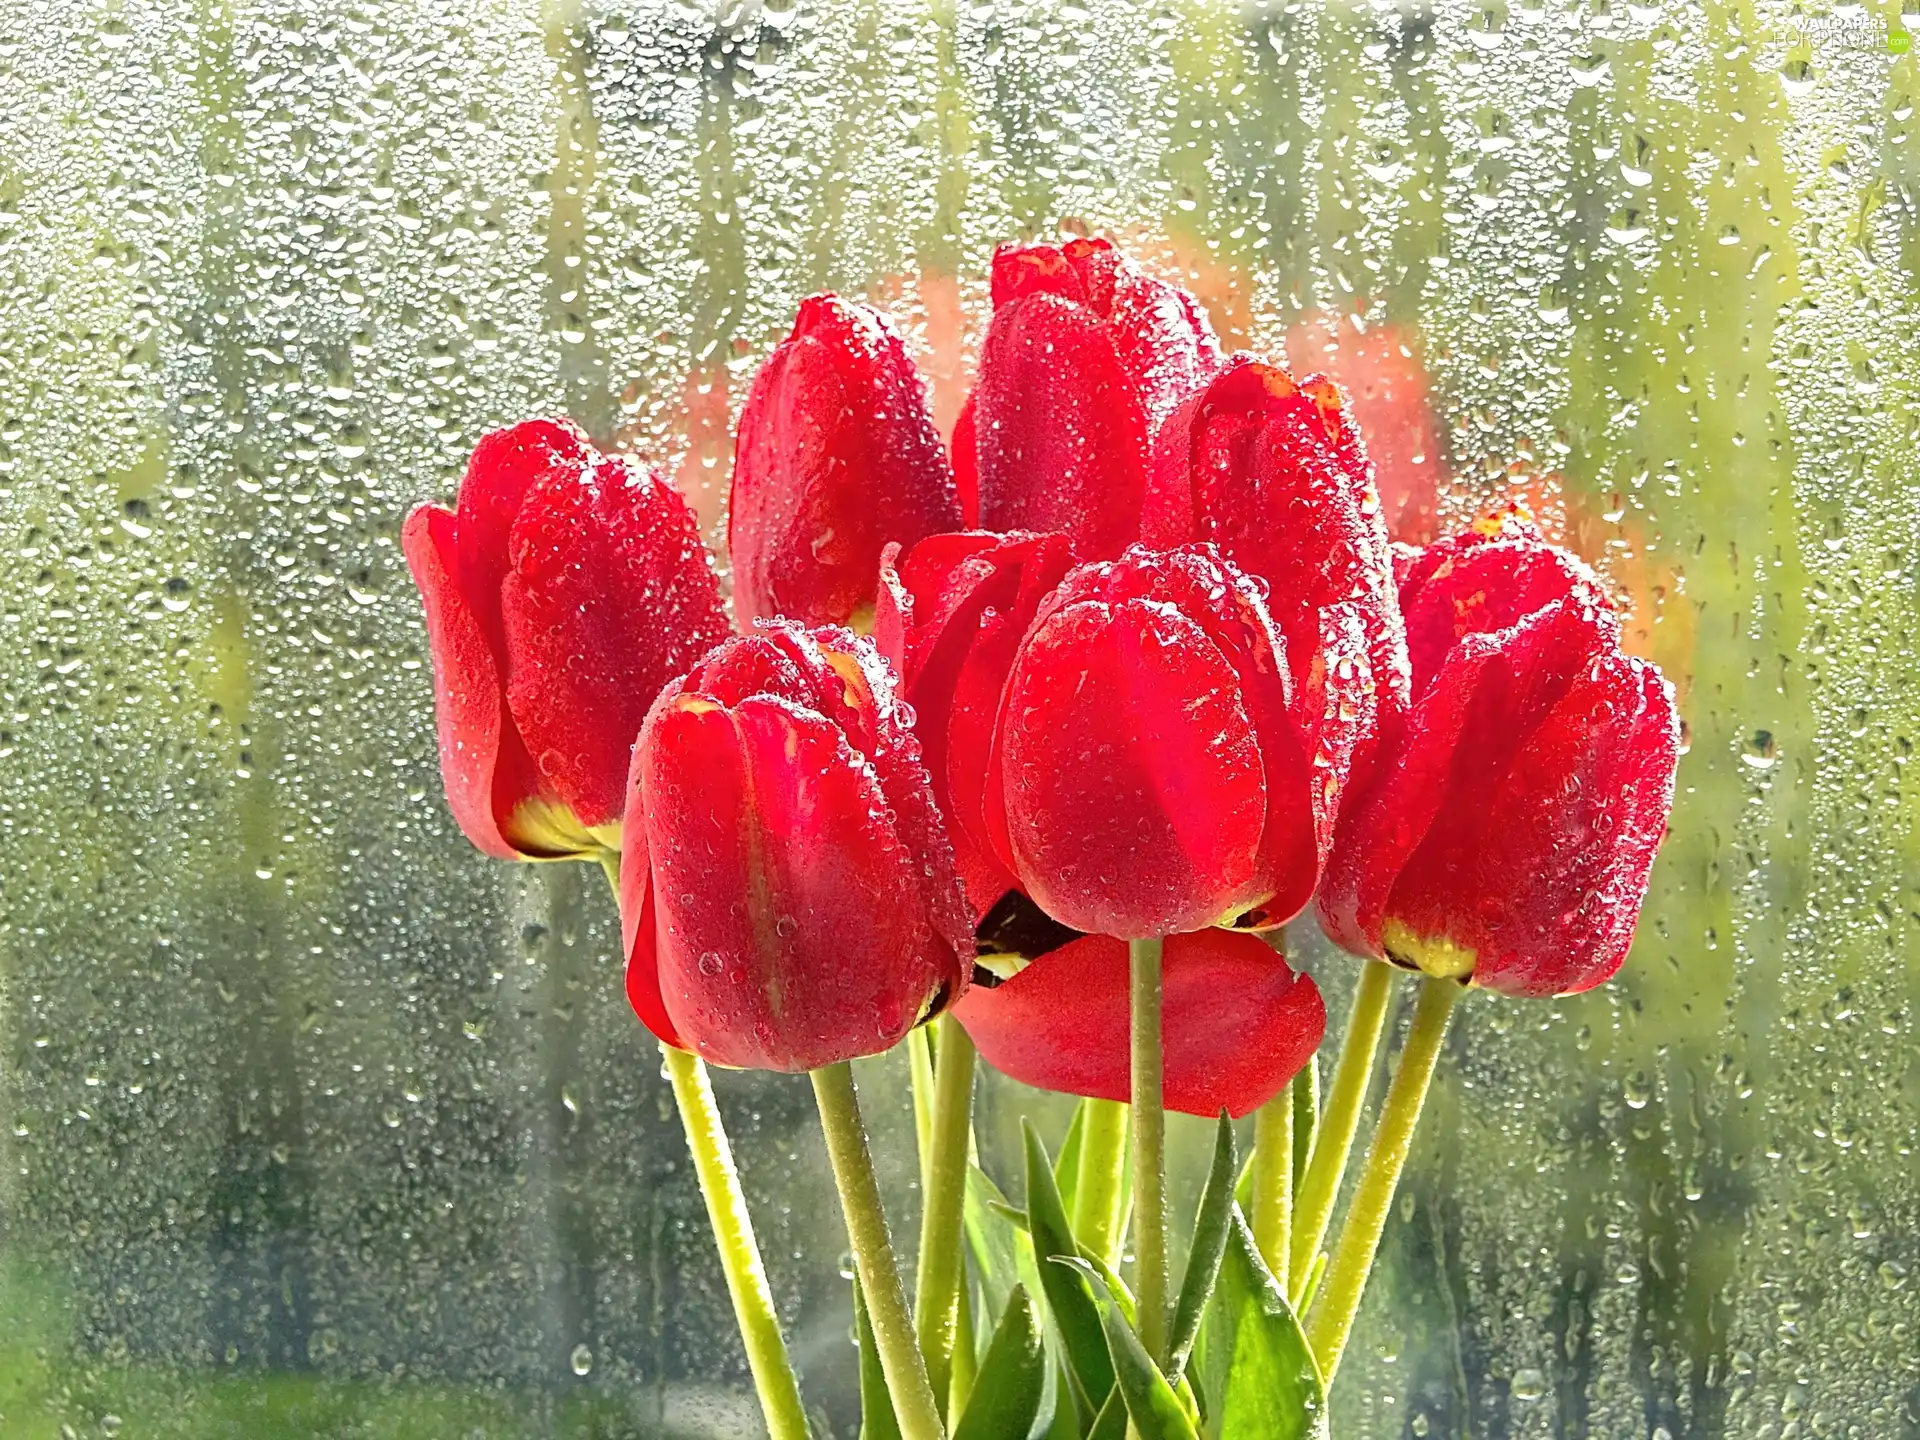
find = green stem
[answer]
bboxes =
[1288,959,1397,1304]
[908,1024,937,1194]
[1251,1093,1293,1293]
[661,1045,813,1440]
[1305,976,1461,1384]
[1071,1097,1129,1270]
[913,1014,976,1414]
[1291,1054,1320,1186]
[812,1062,946,1440]
[1129,935,1168,1365]
[597,854,809,1439]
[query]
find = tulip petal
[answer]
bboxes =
[971,240,1221,562]
[730,295,960,626]
[637,693,959,1071]
[1146,358,1407,712]
[877,531,1077,917]
[997,595,1266,938]
[453,417,593,638]
[500,455,729,831]
[1319,598,1635,968]
[402,503,541,860]
[974,292,1149,561]
[1396,522,1610,692]
[1387,648,1680,996]
[619,854,686,1051]
[954,930,1326,1118]
[951,393,980,528]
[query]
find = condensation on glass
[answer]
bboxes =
[0,1,1915,1436]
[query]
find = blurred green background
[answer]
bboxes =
[2,0,1917,1435]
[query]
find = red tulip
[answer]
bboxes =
[873,529,1078,916]
[954,929,1325,1118]
[403,419,730,860]
[987,544,1358,940]
[730,295,961,627]
[1145,356,1409,720]
[620,622,975,1071]
[1317,519,1681,997]
[970,237,1223,561]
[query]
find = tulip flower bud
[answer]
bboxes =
[621,622,975,1071]
[873,529,1078,917]
[969,237,1222,561]
[988,544,1361,940]
[1318,519,1681,996]
[1146,356,1410,719]
[953,929,1325,1118]
[403,419,730,860]
[729,295,961,627]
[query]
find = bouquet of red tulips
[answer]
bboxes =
[404,238,1680,1439]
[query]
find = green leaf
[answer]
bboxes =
[1046,1364,1087,1440]
[1074,1247,1137,1330]
[1168,1111,1237,1382]
[953,1285,1047,1440]
[1085,1389,1128,1440]
[991,1198,1032,1231]
[965,1164,1032,1322]
[1068,1261,1198,1440]
[1197,1208,1328,1440]
[1023,1121,1116,1413]
[1290,1060,1318,1193]
[853,1274,902,1440]
[1054,1098,1091,1218]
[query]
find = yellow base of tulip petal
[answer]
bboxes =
[1382,919,1476,982]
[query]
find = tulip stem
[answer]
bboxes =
[597,856,810,1439]
[1251,1092,1294,1294]
[1289,959,1397,1306]
[913,1014,976,1416]
[660,1043,814,1440]
[1071,1097,1130,1270]
[907,1024,938,1193]
[1129,935,1169,1365]
[1305,976,1461,1384]
[812,1061,947,1440]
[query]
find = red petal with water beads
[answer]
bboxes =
[1318,530,1681,997]
[402,504,532,861]
[989,545,1316,938]
[953,929,1326,1119]
[404,419,727,858]
[951,394,980,528]
[501,453,731,832]
[622,624,974,1070]
[875,529,1078,917]
[452,419,591,623]
[1145,357,1407,715]
[730,295,961,626]
[971,238,1222,562]
[1392,504,1607,691]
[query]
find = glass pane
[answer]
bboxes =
[2,1,1915,1436]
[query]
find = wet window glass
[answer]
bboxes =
[2,2,1915,1436]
